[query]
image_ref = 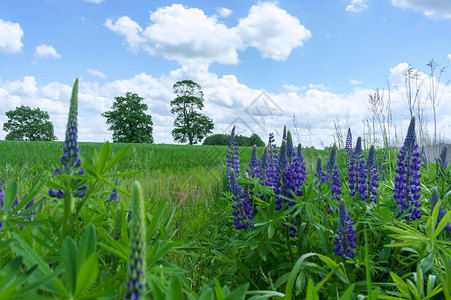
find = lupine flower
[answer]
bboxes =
[430,187,451,232]
[255,147,269,183]
[314,157,328,187]
[349,137,367,200]
[107,177,119,210]
[326,145,342,201]
[334,200,357,259]
[226,126,240,188]
[393,117,422,220]
[345,128,352,161]
[229,169,254,229]
[124,182,147,300]
[420,146,428,168]
[246,145,259,177]
[325,144,338,177]
[437,146,448,170]
[265,133,280,189]
[49,79,87,199]
[286,130,295,161]
[364,145,379,203]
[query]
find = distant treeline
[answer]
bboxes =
[203,133,265,147]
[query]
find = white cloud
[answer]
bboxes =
[84,0,104,3]
[217,7,232,17]
[104,16,145,51]
[105,3,311,70]
[87,69,106,79]
[349,79,363,85]
[236,2,311,60]
[391,0,451,18]
[447,53,451,60]
[283,84,301,93]
[346,0,369,12]
[0,19,23,53]
[34,44,61,59]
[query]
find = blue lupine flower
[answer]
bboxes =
[393,117,422,220]
[286,130,295,161]
[349,137,367,200]
[265,133,280,189]
[325,144,338,178]
[437,146,448,170]
[226,126,240,188]
[49,79,87,199]
[124,182,147,300]
[334,200,357,259]
[345,128,352,161]
[229,169,254,229]
[246,145,259,177]
[256,147,269,183]
[314,156,328,187]
[364,145,379,203]
[107,177,119,210]
[430,187,451,232]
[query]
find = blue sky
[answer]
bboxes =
[1,0,450,147]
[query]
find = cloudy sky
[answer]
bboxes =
[1,0,450,148]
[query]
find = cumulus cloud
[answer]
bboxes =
[447,54,451,60]
[349,79,363,85]
[346,0,369,12]
[87,69,106,79]
[0,19,24,53]
[84,0,104,3]
[391,0,451,18]
[34,44,61,59]
[236,2,311,60]
[105,2,311,70]
[217,7,232,17]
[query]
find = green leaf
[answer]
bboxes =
[339,284,355,300]
[9,174,48,215]
[0,287,18,300]
[77,225,97,273]
[3,182,17,213]
[305,280,319,300]
[0,256,22,288]
[103,144,132,173]
[74,253,98,298]
[284,253,318,300]
[147,200,167,240]
[96,141,111,174]
[268,223,275,239]
[432,210,451,239]
[167,276,183,300]
[223,283,248,300]
[390,272,410,297]
[214,279,225,300]
[60,237,78,294]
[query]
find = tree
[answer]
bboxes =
[102,92,154,143]
[3,105,57,141]
[170,80,214,145]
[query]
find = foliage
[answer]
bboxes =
[170,80,214,145]
[203,133,265,147]
[2,105,56,141]
[102,92,154,143]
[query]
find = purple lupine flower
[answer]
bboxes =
[364,145,379,203]
[314,157,328,187]
[265,133,280,189]
[330,164,342,201]
[124,182,147,300]
[49,79,87,199]
[107,177,119,210]
[437,146,448,170]
[229,169,254,229]
[334,200,357,259]
[345,128,352,161]
[325,144,338,178]
[255,147,269,183]
[393,117,422,220]
[349,137,367,200]
[246,145,259,177]
[286,130,295,161]
[226,126,240,188]
[430,187,451,232]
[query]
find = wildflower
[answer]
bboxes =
[226,126,240,187]
[107,177,119,210]
[255,147,269,183]
[430,187,451,232]
[364,145,379,203]
[345,128,352,160]
[437,146,448,171]
[327,145,342,201]
[314,157,328,188]
[334,200,357,259]
[229,169,254,229]
[286,130,295,161]
[246,145,259,177]
[124,182,147,300]
[49,79,87,199]
[393,117,422,220]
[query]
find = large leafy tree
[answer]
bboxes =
[3,105,57,141]
[170,80,214,145]
[102,92,154,143]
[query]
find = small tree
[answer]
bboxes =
[102,92,154,143]
[170,80,214,145]
[3,105,57,141]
